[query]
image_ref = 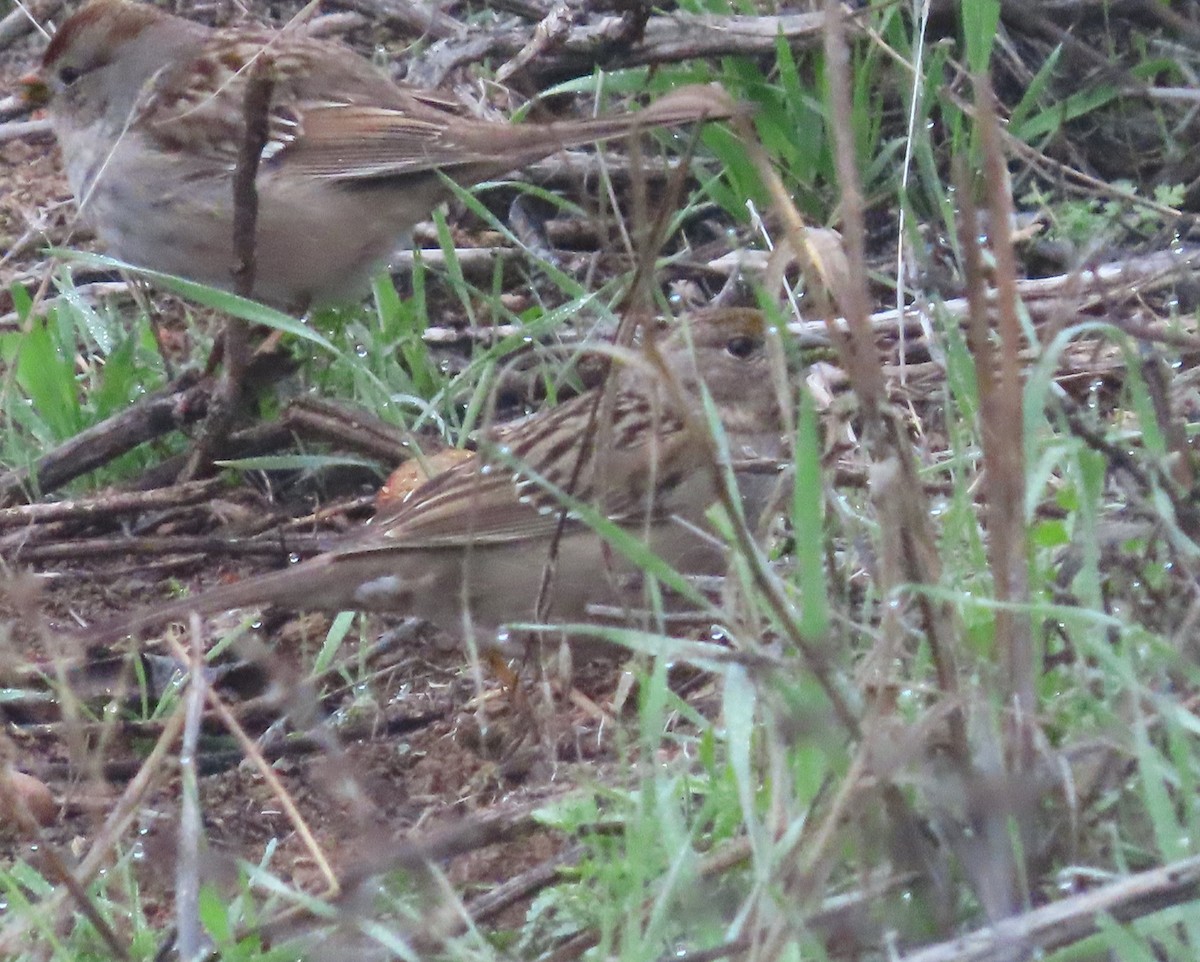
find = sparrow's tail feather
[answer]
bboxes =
[543,83,742,150]
[82,552,360,646]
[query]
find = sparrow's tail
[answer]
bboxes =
[459,83,743,175]
[549,83,743,146]
[81,551,359,646]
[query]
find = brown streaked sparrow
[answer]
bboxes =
[20,0,735,307]
[83,308,790,647]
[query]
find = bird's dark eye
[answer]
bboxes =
[725,335,760,359]
[58,65,82,86]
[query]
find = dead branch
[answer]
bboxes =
[0,478,222,529]
[408,9,824,85]
[899,852,1200,962]
[0,372,210,507]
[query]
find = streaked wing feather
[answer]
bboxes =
[346,388,695,553]
[137,30,481,175]
[278,105,501,180]
[368,464,569,547]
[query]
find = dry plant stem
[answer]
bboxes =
[820,5,1001,924]
[160,632,339,894]
[722,8,970,946]
[175,618,206,961]
[647,125,855,734]
[0,0,60,50]
[12,532,329,563]
[950,172,1029,921]
[180,63,274,483]
[330,0,465,39]
[0,759,124,959]
[138,392,414,485]
[954,160,1038,814]
[464,843,583,925]
[133,395,402,490]
[743,246,1200,351]
[900,851,1200,962]
[749,738,870,958]
[230,64,273,300]
[452,243,1200,353]
[28,834,131,960]
[936,77,1180,224]
[539,10,829,67]
[495,0,571,83]
[409,10,826,85]
[532,376,605,627]
[0,478,222,529]
[531,128,702,627]
[0,705,187,955]
[254,803,547,947]
[722,4,934,735]
[1141,355,1195,492]
[1053,393,1200,561]
[0,117,51,142]
[283,395,412,463]
[810,0,969,747]
[0,371,208,505]
[976,76,1036,770]
[74,704,187,880]
[722,119,861,733]
[529,126,697,620]
[818,3,884,416]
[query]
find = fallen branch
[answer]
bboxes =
[900,853,1200,962]
[13,533,327,563]
[409,10,825,84]
[0,478,222,529]
[0,0,61,52]
[706,245,1200,348]
[0,372,210,507]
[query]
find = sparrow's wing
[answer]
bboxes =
[136,29,475,175]
[140,32,734,184]
[279,83,736,183]
[345,388,700,551]
[276,104,509,181]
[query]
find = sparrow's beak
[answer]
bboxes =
[17,70,50,109]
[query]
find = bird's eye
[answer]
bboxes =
[58,65,82,86]
[725,335,760,359]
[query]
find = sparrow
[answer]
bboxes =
[20,0,736,307]
[81,308,790,648]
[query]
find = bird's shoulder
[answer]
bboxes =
[136,27,468,172]
[341,382,698,555]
